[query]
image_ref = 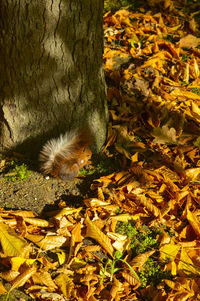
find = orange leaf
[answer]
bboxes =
[85,215,114,257]
[130,250,155,267]
[186,207,200,237]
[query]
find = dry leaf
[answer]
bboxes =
[110,277,122,301]
[152,125,178,145]
[11,265,37,291]
[122,272,140,288]
[24,217,51,227]
[54,273,74,298]
[178,248,198,275]
[130,250,155,267]
[179,34,200,48]
[0,222,28,257]
[25,233,66,250]
[85,215,114,257]
[186,206,200,237]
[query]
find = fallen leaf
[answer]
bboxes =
[85,215,114,257]
[152,125,178,145]
[0,222,28,257]
[179,34,200,48]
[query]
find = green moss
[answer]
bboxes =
[116,222,160,255]
[4,161,31,182]
[115,221,172,287]
[139,258,171,288]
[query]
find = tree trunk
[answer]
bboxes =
[0,0,107,156]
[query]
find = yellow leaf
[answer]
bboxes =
[193,58,199,78]
[10,257,36,272]
[186,207,200,237]
[25,233,66,250]
[178,248,199,274]
[54,207,82,219]
[84,198,111,208]
[183,63,189,84]
[11,265,37,291]
[111,213,139,222]
[160,243,180,261]
[68,223,82,262]
[171,89,200,100]
[85,215,114,257]
[189,18,197,33]
[54,273,74,298]
[33,271,57,290]
[185,167,200,181]
[24,217,51,227]
[131,152,138,163]
[108,232,130,253]
[51,249,67,265]
[0,222,27,257]
[191,102,200,115]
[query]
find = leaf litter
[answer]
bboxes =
[1,0,200,300]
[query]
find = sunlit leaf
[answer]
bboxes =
[0,222,28,257]
[24,217,51,227]
[178,248,199,274]
[10,265,37,291]
[25,233,66,250]
[160,243,180,261]
[130,250,155,267]
[85,215,114,257]
[54,273,74,298]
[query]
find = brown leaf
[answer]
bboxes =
[136,194,161,217]
[186,206,200,237]
[130,250,155,267]
[152,125,178,145]
[110,277,122,301]
[85,215,114,257]
[179,34,200,48]
[122,272,140,288]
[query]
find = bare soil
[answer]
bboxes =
[0,159,96,215]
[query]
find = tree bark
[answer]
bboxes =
[0,0,107,156]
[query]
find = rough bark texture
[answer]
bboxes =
[0,0,107,156]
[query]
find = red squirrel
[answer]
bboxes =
[39,130,92,181]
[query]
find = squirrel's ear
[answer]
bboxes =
[58,163,79,181]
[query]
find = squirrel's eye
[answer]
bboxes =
[80,159,84,164]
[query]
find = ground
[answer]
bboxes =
[0,159,95,215]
